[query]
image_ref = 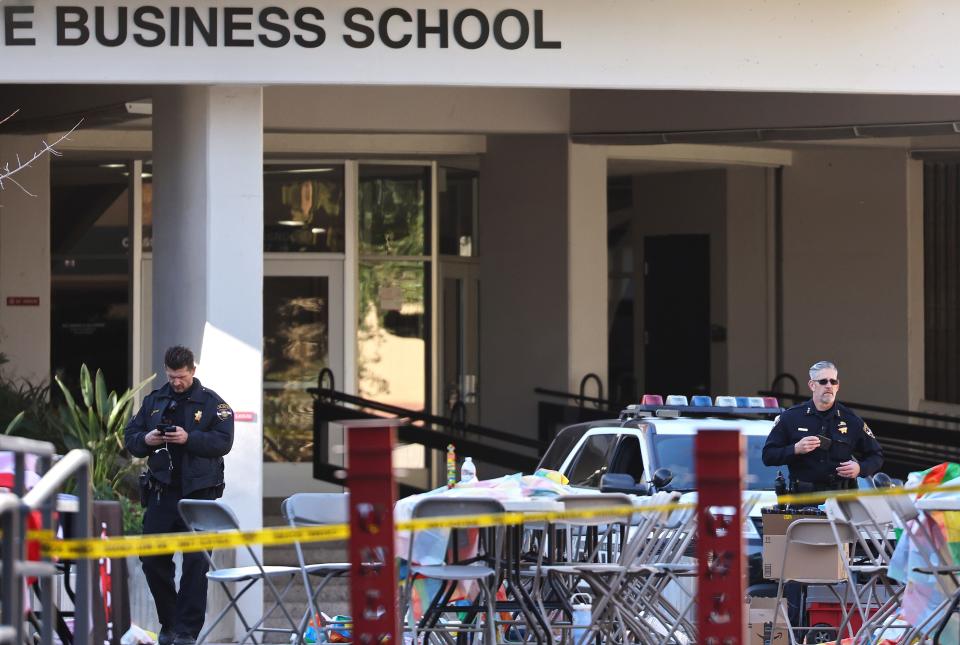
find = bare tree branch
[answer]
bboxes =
[0,117,82,195]
[0,109,20,129]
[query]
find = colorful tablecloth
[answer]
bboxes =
[888,463,960,644]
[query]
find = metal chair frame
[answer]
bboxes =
[178,499,300,645]
[280,493,352,645]
[399,497,505,645]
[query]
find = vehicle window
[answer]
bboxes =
[650,434,779,491]
[609,435,644,482]
[539,424,591,471]
[567,434,618,488]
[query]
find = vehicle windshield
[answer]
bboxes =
[650,433,779,491]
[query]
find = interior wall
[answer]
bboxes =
[0,136,51,384]
[726,167,774,396]
[631,169,727,394]
[479,135,568,440]
[781,146,911,408]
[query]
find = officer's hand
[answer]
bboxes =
[164,426,189,445]
[836,460,861,479]
[794,436,821,455]
[145,430,165,446]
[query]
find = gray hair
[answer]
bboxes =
[809,360,837,380]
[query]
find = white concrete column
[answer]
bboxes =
[567,144,608,396]
[152,86,264,637]
[0,136,51,384]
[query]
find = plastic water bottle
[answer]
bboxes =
[461,457,477,483]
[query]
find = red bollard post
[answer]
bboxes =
[695,429,746,645]
[345,419,405,645]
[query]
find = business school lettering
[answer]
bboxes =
[1,5,561,50]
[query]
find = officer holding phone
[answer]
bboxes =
[124,346,234,645]
[762,360,883,492]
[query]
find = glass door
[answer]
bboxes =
[440,260,480,424]
[263,257,344,496]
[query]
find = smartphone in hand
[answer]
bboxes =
[157,424,177,435]
[816,434,833,450]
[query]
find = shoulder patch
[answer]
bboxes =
[216,403,233,420]
[864,423,875,439]
[773,415,780,425]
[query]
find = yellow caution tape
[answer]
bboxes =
[41,523,350,559]
[21,481,960,560]
[28,502,692,560]
[774,481,960,507]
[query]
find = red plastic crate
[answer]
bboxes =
[807,601,876,637]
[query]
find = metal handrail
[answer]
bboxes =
[310,386,544,450]
[0,435,55,456]
[22,450,91,509]
[0,443,92,645]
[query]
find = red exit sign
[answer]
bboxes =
[6,296,40,306]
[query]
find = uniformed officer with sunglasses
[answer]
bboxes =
[762,360,883,493]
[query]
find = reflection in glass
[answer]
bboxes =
[358,165,430,256]
[264,165,345,252]
[263,276,330,462]
[439,167,479,256]
[358,261,427,411]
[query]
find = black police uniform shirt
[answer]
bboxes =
[761,400,883,485]
[124,378,235,497]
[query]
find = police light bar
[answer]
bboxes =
[619,393,782,421]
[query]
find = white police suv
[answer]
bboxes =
[537,394,783,584]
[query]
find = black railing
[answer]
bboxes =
[533,386,620,445]
[308,380,543,493]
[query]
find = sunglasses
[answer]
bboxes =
[814,378,839,386]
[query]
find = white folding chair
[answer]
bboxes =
[770,518,857,645]
[531,493,636,642]
[178,499,300,645]
[400,497,505,645]
[281,493,352,644]
[824,495,903,643]
[570,491,684,645]
[885,493,960,643]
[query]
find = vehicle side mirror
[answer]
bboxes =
[652,468,674,490]
[600,473,650,495]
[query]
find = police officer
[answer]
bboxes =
[124,346,234,645]
[763,360,883,492]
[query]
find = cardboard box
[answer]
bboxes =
[746,621,788,645]
[746,596,789,645]
[761,512,847,581]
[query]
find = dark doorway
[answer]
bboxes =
[643,234,710,395]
